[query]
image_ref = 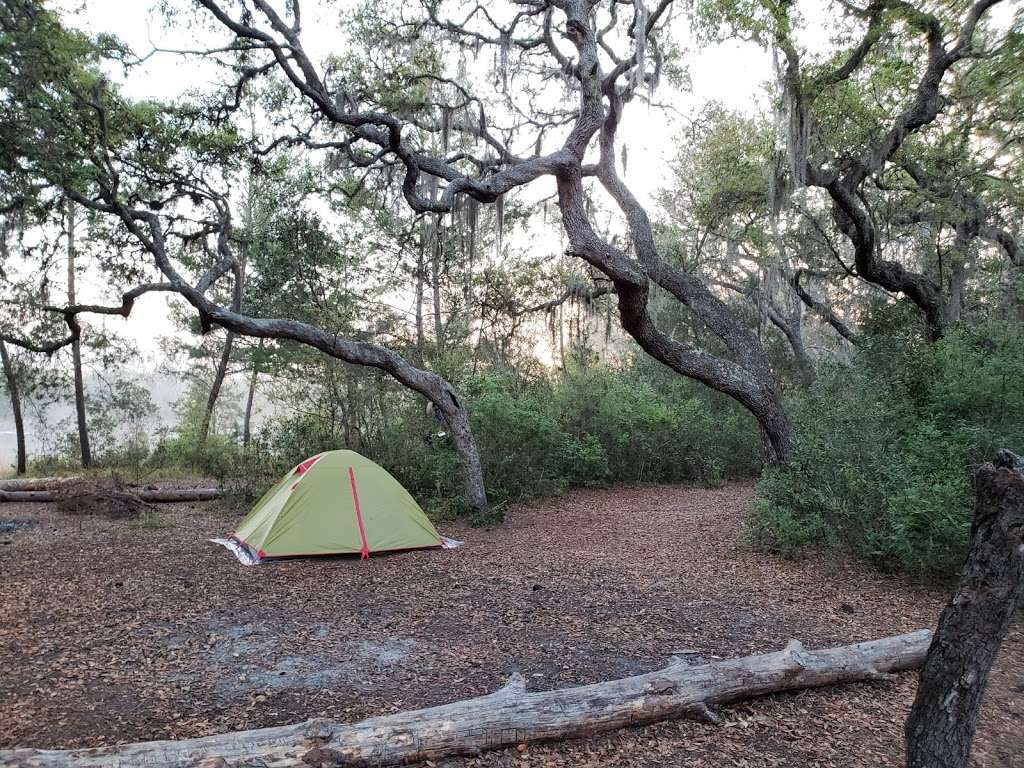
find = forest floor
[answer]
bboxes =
[1,482,1021,767]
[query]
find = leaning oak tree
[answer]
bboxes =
[0,0,490,515]
[178,0,798,463]
[181,0,1011,458]
[764,0,1012,340]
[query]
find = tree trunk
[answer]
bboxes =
[414,237,425,364]
[440,389,489,517]
[944,226,973,326]
[0,630,931,768]
[242,341,262,447]
[66,200,91,469]
[555,164,795,467]
[545,80,797,467]
[199,331,236,445]
[0,487,222,503]
[432,217,444,354]
[0,476,81,491]
[904,450,1024,768]
[790,270,859,344]
[767,299,815,387]
[0,340,27,475]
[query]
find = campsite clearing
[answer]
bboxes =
[1,482,1021,767]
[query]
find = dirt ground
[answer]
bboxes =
[1,482,1021,767]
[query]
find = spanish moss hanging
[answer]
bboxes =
[441,105,451,154]
[632,0,649,92]
[498,30,511,93]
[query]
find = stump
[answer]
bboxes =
[905,450,1024,768]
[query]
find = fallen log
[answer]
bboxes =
[0,477,82,492]
[0,488,223,504]
[0,629,931,768]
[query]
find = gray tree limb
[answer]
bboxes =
[0,630,932,768]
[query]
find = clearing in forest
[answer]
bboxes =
[0,483,1020,767]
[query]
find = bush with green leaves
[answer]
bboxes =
[751,320,1024,574]
[28,358,763,523]
[188,363,759,520]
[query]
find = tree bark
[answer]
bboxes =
[66,200,91,468]
[241,341,262,447]
[766,298,815,387]
[0,630,931,768]
[0,476,81,491]
[431,217,444,354]
[904,450,1024,768]
[0,487,222,503]
[414,237,425,364]
[200,331,236,444]
[0,340,27,475]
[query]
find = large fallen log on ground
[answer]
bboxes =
[0,629,931,768]
[0,477,82,492]
[0,488,222,504]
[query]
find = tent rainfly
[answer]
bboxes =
[213,450,459,565]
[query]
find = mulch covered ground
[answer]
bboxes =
[0,482,1021,767]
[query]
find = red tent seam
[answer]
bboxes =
[347,466,371,559]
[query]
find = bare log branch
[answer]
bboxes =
[0,630,932,768]
[0,487,223,503]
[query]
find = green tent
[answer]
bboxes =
[222,450,447,562]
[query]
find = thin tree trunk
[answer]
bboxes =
[66,200,91,468]
[0,630,931,768]
[558,303,566,371]
[945,228,971,326]
[242,340,262,447]
[200,241,246,445]
[200,331,235,444]
[0,340,27,475]
[414,237,425,364]
[905,450,1024,768]
[790,270,859,344]
[432,218,443,354]
[767,300,815,387]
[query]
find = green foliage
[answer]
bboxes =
[751,321,1024,574]
[663,105,772,228]
[126,363,762,524]
[144,378,242,477]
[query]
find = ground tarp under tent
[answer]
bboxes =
[213,450,459,564]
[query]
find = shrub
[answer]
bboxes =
[751,321,1024,574]
[29,361,764,525]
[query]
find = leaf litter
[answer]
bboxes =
[0,482,1020,766]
